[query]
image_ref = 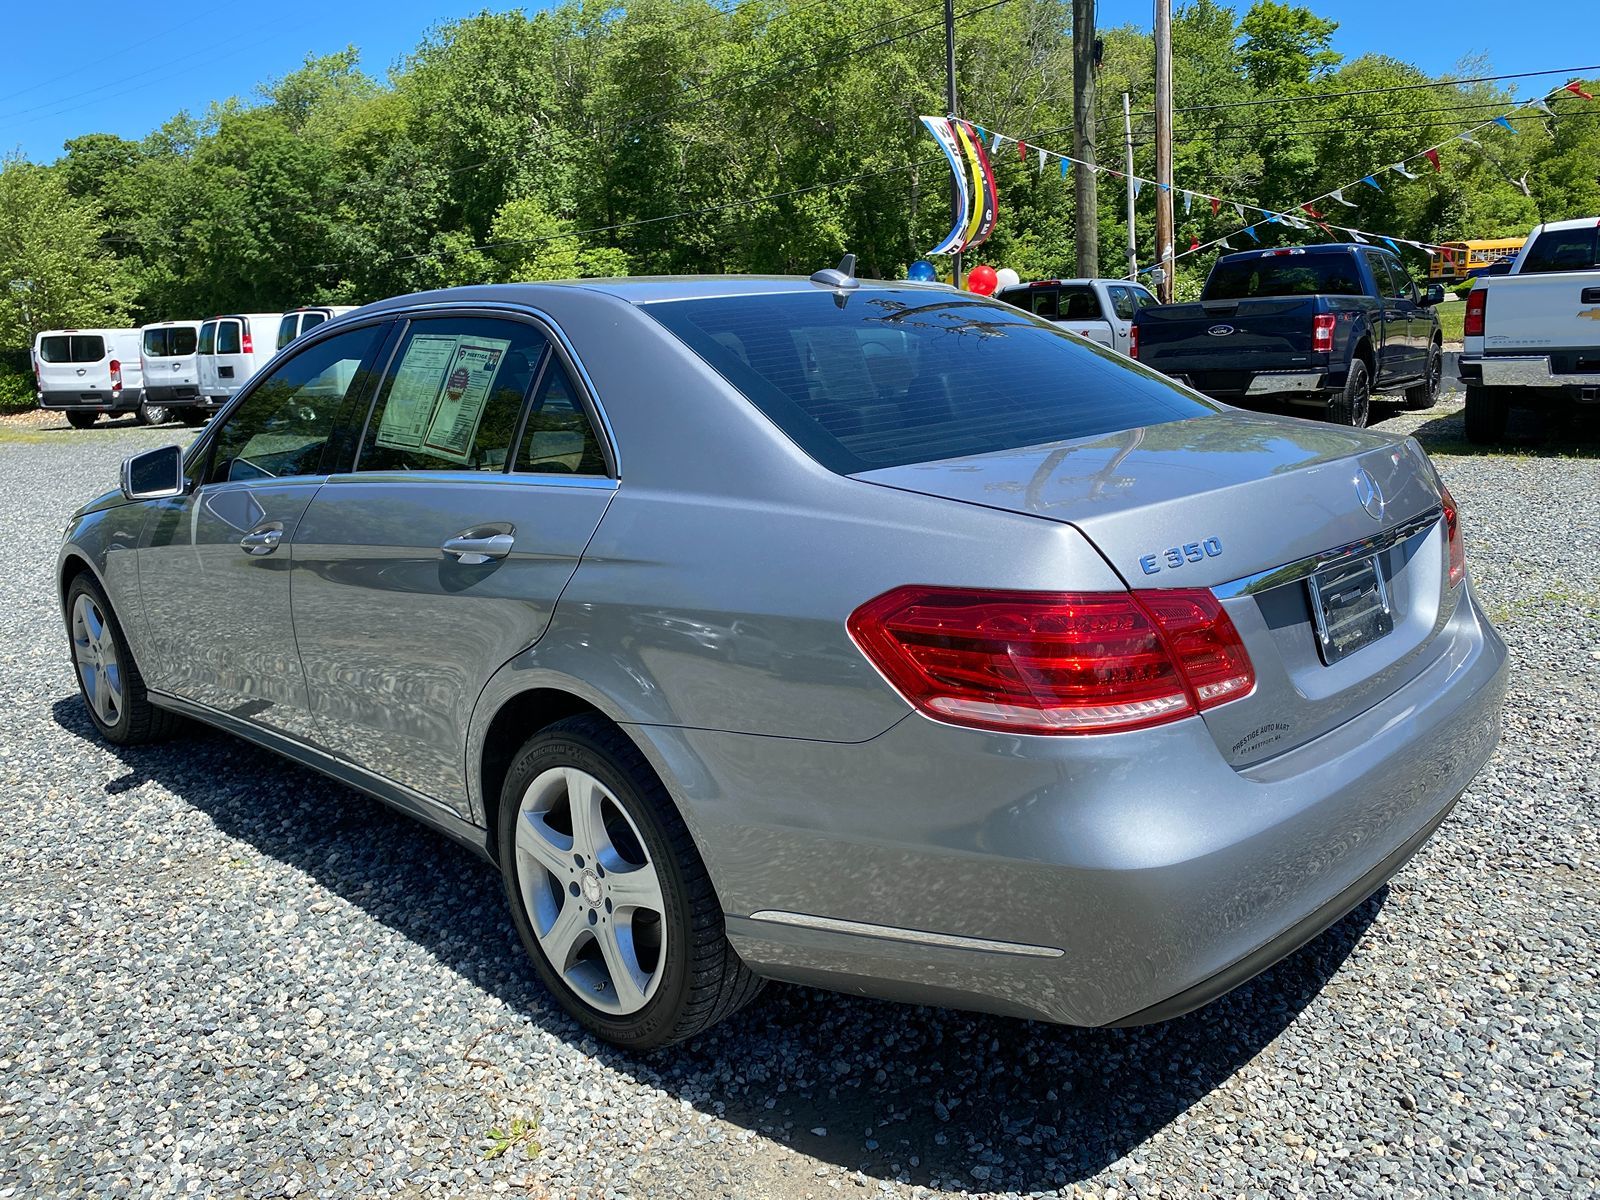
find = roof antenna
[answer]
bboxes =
[809,253,859,290]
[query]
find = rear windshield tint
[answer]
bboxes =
[644,289,1215,473]
[1520,227,1599,274]
[144,327,196,357]
[198,322,217,355]
[217,320,242,355]
[1203,255,1365,299]
[39,335,106,363]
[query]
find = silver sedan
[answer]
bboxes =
[57,269,1508,1050]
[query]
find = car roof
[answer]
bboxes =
[1214,243,1380,266]
[355,276,959,315]
[1530,217,1600,234]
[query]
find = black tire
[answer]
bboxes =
[1464,385,1509,445]
[1329,358,1372,428]
[497,714,763,1050]
[66,411,97,429]
[134,398,164,426]
[63,572,182,746]
[1404,342,1443,410]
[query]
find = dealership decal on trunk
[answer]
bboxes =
[1139,537,1224,575]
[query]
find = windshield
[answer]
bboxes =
[644,289,1214,473]
[1520,227,1599,274]
[39,335,106,363]
[1203,255,1365,300]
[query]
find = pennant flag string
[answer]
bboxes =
[1424,149,1441,172]
[1492,116,1517,133]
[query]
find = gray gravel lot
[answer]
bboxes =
[1,396,1596,1200]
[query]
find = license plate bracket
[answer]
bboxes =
[1307,554,1393,665]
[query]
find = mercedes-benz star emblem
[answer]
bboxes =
[1354,468,1386,521]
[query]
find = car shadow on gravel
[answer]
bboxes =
[53,695,1383,1194]
[1409,404,1600,457]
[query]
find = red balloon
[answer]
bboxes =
[967,264,999,295]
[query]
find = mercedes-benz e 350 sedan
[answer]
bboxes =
[59,268,1508,1049]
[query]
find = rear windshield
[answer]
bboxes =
[39,334,106,363]
[996,284,1102,321]
[217,320,242,355]
[143,327,197,357]
[645,289,1214,473]
[1203,255,1365,300]
[1520,226,1599,274]
[199,322,217,354]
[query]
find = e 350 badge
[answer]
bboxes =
[1139,537,1224,576]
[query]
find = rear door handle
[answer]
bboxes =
[240,524,284,556]
[1582,287,1600,303]
[441,532,514,564]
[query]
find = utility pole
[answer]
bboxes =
[1153,0,1175,301]
[1122,93,1138,281]
[944,0,962,289]
[1071,0,1099,277]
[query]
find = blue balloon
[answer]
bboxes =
[907,259,938,282]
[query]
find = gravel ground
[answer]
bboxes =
[1,396,1596,1200]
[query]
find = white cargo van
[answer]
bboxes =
[33,328,153,428]
[139,321,207,424]
[197,313,282,410]
[276,306,357,350]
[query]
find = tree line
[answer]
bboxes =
[2,0,1596,358]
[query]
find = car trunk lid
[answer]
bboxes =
[1133,297,1324,378]
[855,410,1454,765]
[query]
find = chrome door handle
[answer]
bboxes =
[239,526,283,555]
[441,533,514,564]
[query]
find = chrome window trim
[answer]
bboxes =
[320,469,618,491]
[747,910,1064,959]
[1213,506,1441,599]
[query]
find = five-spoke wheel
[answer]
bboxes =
[71,592,123,729]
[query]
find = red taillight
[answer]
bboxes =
[109,360,122,393]
[1129,324,1139,359]
[241,328,254,354]
[846,585,1254,735]
[1312,313,1336,354]
[1463,288,1487,338]
[1441,484,1465,589]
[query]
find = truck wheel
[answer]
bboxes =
[1463,386,1509,445]
[1404,343,1443,410]
[1328,359,1371,428]
[179,408,210,427]
[66,412,97,429]
[134,399,164,426]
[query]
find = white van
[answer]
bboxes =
[197,313,283,410]
[139,321,207,424]
[276,306,357,350]
[33,328,151,428]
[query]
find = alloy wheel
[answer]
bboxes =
[71,593,123,728]
[515,766,667,1015]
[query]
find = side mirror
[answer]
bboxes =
[1421,284,1446,307]
[120,444,186,501]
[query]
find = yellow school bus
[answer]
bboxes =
[1429,239,1525,283]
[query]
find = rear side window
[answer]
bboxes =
[39,335,106,363]
[216,320,242,355]
[1106,286,1139,320]
[302,311,327,334]
[1204,255,1365,299]
[997,285,1060,319]
[1521,227,1599,274]
[276,315,300,350]
[198,322,217,355]
[514,361,607,475]
[357,317,548,473]
[645,289,1215,473]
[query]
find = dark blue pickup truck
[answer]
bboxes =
[1132,244,1447,427]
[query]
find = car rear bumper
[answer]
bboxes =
[38,389,142,412]
[1459,353,1600,396]
[655,586,1508,1027]
[1167,369,1332,404]
[144,385,204,404]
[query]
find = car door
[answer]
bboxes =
[1381,252,1430,377]
[135,322,391,741]
[1103,285,1149,354]
[1363,250,1415,383]
[290,312,617,814]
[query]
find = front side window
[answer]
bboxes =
[646,289,1216,473]
[357,317,547,473]
[1106,286,1138,320]
[206,325,383,484]
[198,322,217,355]
[514,360,607,475]
[216,320,242,355]
[1383,255,1417,300]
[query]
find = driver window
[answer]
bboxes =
[206,325,383,484]
[1386,255,1418,301]
[357,317,548,473]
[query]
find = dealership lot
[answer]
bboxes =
[1,396,1595,1199]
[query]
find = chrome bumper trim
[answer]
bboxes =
[1214,507,1441,600]
[1475,355,1600,388]
[1245,371,1325,396]
[747,910,1064,958]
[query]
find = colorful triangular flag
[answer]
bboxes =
[1217,238,1234,250]
[1302,203,1324,219]
[1233,202,1247,220]
[1564,81,1595,100]
[1060,157,1070,180]
[975,126,987,143]
[1493,116,1517,133]
[1183,190,1193,214]
[1392,162,1419,180]
[1457,132,1479,146]
[1529,99,1555,117]
[1243,225,1259,242]
[1189,236,1200,251]
[1039,147,1047,173]
[1133,179,1143,198]
[1017,139,1028,160]
[1361,175,1383,191]
[991,131,1003,152]
[1210,196,1221,216]
[1424,149,1441,172]
[1348,229,1368,243]
[1383,237,1400,252]
[1330,188,1356,207]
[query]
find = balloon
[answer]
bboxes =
[994,267,1021,289]
[907,259,938,282]
[967,264,999,295]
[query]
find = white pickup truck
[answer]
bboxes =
[1458,216,1600,442]
[995,278,1158,355]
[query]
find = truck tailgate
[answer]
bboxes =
[1479,270,1600,353]
[1135,297,1321,376]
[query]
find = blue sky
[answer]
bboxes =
[1,0,1592,163]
